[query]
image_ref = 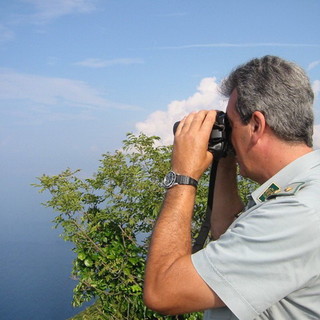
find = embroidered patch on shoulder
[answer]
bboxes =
[258,183,280,202]
[267,182,306,200]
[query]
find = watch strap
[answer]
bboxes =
[163,171,198,189]
[176,174,198,188]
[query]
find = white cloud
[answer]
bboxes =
[135,77,227,145]
[313,80,320,98]
[314,125,320,149]
[0,69,105,108]
[0,69,139,123]
[308,60,320,71]
[74,58,144,68]
[20,0,96,23]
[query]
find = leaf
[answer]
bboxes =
[78,252,86,261]
[84,259,93,267]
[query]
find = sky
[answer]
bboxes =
[0,0,319,317]
[1,0,320,241]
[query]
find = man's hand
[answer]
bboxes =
[172,110,217,180]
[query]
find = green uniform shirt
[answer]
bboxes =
[192,150,320,320]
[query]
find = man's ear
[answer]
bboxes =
[250,111,266,144]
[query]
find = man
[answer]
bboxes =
[143,55,320,319]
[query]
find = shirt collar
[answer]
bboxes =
[250,149,320,205]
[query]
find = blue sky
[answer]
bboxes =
[0,0,320,242]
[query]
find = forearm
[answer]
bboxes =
[211,157,244,239]
[144,185,196,288]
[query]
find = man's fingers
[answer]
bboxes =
[176,112,196,134]
[177,110,217,135]
[201,110,217,135]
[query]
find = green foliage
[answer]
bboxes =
[34,133,256,319]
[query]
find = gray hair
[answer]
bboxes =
[221,55,314,147]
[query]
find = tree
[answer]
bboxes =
[34,133,256,319]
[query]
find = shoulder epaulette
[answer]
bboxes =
[267,182,306,200]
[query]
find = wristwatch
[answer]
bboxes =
[162,171,198,189]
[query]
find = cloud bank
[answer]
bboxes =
[20,0,97,23]
[136,77,320,148]
[0,69,108,108]
[135,77,227,145]
[0,0,97,42]
[0,69,138,123]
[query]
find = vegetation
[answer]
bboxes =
[34,133,256,319]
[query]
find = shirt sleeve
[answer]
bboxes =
[191,196,320,320]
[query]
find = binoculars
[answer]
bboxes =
[173,111,232,159]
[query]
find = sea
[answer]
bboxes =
[0,175,92,320]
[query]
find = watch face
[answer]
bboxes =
[163,171,176,188]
